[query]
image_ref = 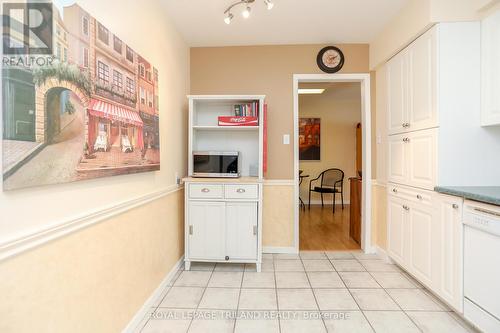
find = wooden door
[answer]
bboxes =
[349,178,362,244]
[188,201,226,260]
[226,202,258,260]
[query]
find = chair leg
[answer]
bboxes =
[333,192,336,213]
[321,193,324,207]
[308,189,311,210]
[341,190,344,210]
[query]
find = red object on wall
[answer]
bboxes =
[218,116,258,126]
[263,104,268,175]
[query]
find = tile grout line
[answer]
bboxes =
[354,257,425,333]
[184,264,216,333]
[300,252,329,333]
[232,265,246,333]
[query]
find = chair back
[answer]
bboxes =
[321,168,344,188]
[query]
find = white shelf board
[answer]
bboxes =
[193,126,259,131]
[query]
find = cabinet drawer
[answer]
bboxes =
[388,184,433,205]
[189,184,224,199]
[225,184,258,199]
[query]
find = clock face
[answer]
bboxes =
[322,49,342,68]
[317,46,345,73]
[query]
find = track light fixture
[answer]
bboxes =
[223,0,274,24]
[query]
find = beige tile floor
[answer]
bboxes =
[134,251,478,333]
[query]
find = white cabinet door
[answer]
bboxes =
[408,200,435,287]
[481,10,500,126]
[387,52,408,135]
[388,134,408,185]
[408,28,437,131]
[188,201,226,260]
[388,195,408,266]
[435,193,464,313]
[407,128,437,190]
[226,202,258,260]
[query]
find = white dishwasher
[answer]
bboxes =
[463,200,500,333]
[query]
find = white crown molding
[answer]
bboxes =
[0,185,183,262]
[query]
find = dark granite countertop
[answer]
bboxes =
[434,186,500,206]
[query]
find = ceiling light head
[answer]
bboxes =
[264,0,274,10]
[242,6,251,18]
[224,12,234,24]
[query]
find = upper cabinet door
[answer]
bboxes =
[387,52,408,135]
[408,28,438,131]
[407,128,438,190]
[482,10,500,126]
[388,133,408,185]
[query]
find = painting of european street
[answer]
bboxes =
[2,1,160,190]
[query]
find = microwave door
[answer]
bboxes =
[194,155,220,174]
[222,155,238,175]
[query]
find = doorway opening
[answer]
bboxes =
[293,74,372,253]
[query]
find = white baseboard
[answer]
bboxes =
[373,245,392,262]
[123,256,185,333]
[263,246,298,254]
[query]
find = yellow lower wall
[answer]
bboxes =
[263,184,295,248]
[371,183,388,250]
[0,189,184,333]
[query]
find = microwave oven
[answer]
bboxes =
[192,151,240,178]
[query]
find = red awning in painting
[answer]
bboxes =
[88,99,143,127]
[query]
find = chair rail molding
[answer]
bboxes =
[0,185,183,262]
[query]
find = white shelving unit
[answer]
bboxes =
[184,95,265,272]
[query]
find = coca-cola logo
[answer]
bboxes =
[230,118,247,123]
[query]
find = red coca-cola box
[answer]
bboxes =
[218,116,258,126]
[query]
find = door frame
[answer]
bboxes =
[293,73,373,253]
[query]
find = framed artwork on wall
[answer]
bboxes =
[299,118,321,161]
[2,1,161,191]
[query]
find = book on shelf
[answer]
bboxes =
[218,101,260,126]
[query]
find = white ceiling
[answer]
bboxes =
[161,0,409,47]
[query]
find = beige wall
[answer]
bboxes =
[191,44,370,180]
[0,0,190,331]
[0,191,184,333]
[298,83,361,204]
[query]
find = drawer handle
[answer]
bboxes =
[201,188,210,193]
[236,188,246,194]
[403,205,410,211]
[392,188,398,193]
[416,194,422,200]
[402,122,411,128]
[473,207,500,217]
[403,137,410,143]
[452,204,459,209]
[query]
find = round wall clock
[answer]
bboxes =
[317,46,345,73]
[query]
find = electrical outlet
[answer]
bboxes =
[175,172,181,185]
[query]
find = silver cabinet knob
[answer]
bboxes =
[417,194,422,200]
[403,137,410,143]
[237,188,246,193]
[452,204,459,209]
[403,205,410,211]
[201,188,210,193]
[392,188,398,193]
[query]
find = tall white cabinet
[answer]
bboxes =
[386,23,480,313]
[184,95,265,272]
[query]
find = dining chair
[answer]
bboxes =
[308,168,345,213]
